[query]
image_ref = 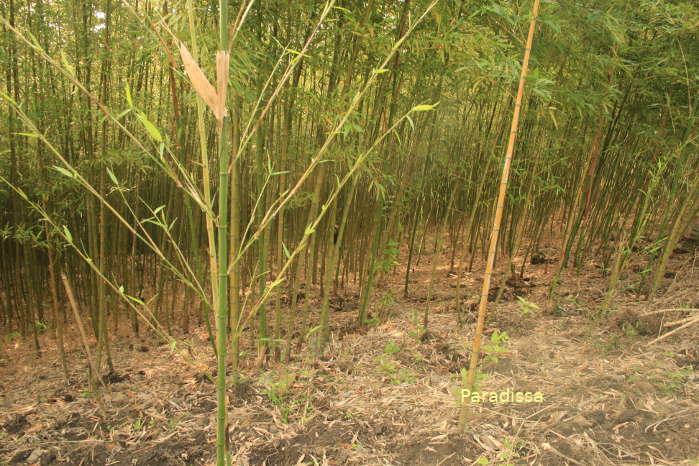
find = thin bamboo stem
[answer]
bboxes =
[459,0,541,430]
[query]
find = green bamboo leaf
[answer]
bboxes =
[115,108,132,120]
[372,68,390,75]
[304,325,321,341]
[63,226,72,243]
[53,166,74,178]
[137,113,162,142]
[106,167,119,186]
[99,108,131,126]
[0,92,17,105]
[60,51,76,78]
[16,132,39,138]
[285,48,309,58]
[269,278,284,291]
[547,107,558,130]
[411,103,437,112]
[406,115,415,130]
[125,83,133,107]
[392,129,402,145]
[127,294,144,305]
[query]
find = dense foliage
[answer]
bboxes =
[1,0,697,461]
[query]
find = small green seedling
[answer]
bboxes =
[483,330,509,362]
[516,296,539,316]
[383,340,401,355]
[133,417,143,431]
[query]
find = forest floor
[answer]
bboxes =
[1,234,698,465]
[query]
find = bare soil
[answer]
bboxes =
[1,236,698,465]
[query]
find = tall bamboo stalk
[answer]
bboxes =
[459,0,541,430]
[215,0,231,463]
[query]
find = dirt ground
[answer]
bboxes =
[1,235,698,465]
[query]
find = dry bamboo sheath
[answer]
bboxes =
[459,0,541,429]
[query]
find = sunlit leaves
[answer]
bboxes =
[125,83,133,107]
[136,113,163,143]
[53,166,75,179]
[62,226,72,244]
[411,103,438,113]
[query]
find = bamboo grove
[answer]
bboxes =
[1,0,698,458]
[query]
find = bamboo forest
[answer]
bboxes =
[1,0,698,464]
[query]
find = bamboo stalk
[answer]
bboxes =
[459,0,541,430]
[47,245,69,383]
[61,272,99,390]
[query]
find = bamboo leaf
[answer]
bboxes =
[137,113,163,142]
[548,107,558,130]
[305,325,321,341]
[53,166,74,178]
[0,93,16,107]
[100,108,131,127]
[406,115,415,130]
[106,167,119,186]
[392,128,402,145]
[411,103,437,112]
[113,108,132,121]
[125,83,133,107]
[63,226,72,243]
[285,48,310,58]
[127,294,144,305]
